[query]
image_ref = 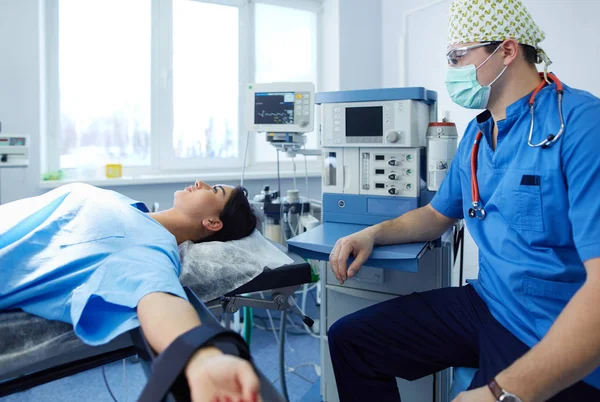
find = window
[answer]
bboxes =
[169,0,240,166]
[46,0,321,178]
[57,0,151,169]
[253,2,320,164]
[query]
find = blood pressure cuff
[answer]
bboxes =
[137,324,252,402]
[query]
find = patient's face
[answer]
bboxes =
[174,181,235,222]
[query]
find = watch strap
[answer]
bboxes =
[488,378,505,401]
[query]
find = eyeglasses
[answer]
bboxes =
[446,42,499,65]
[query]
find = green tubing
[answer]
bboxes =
[243,306,254,346]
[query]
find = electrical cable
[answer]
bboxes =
[301,284,308,326]
[311,289,318,304]
[290,362,321,375]
[253,322,307,335]
[265,308,280,344]
[287,315,320,340]
[292,156,297,190]
[289,292,319,339]
[123,359,128,402]
[280,198,286,244]
[102,365,119,402]
[299,282,318,294]
[304,153,309,201]
[287,210,298,237]
[299,286,320,338]
[297,200,304,235]
[253,308,320,339]
[279,310,290,402]
[277,149,281,201]
[289,371,315,384]
[241,131,250,187]
[260,291,280,345]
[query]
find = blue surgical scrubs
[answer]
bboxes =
[0,183,186,346]
[430,80,600,387]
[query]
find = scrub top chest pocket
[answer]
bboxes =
[498,171,544,232]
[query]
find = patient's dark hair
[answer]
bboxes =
[202,185,257,242]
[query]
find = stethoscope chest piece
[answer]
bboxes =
[468,202,486,220]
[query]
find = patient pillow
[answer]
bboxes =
[178,230,293,302]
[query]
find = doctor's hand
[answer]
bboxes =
[185,346,262,402]
[329,229,375,285]
[452,386,496,402]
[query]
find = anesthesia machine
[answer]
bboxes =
[287,88,459,402]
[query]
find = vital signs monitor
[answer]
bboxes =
[246,82,315,133]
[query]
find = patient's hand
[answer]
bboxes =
[139,293,261,400]
[185,346,262,402]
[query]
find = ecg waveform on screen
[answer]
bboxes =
[255,109,293,124]
[257,111,289,118]
[254,93,294,124]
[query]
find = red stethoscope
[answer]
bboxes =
[468,72,565,220]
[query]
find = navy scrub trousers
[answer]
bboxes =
[328,285,600,401]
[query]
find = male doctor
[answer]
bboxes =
[327,0,600,401]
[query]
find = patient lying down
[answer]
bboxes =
[0,182,261,401]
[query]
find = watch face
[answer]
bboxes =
[500,394,523,402]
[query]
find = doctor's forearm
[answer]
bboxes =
[496,261,600,402]
[370,204,456,246]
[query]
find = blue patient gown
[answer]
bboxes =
[0,183,187,346]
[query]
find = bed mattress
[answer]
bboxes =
[0,310,130,382]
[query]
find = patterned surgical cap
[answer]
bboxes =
[448,0,551,68]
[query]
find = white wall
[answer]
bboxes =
[0,0,44,205]
[384,0,600,134]
[338,0,383,90]
[381,0,424,88]
[382,0,600,281]
[321,0,340,91]
[322,0,384,91]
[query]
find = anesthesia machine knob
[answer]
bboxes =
[388,187,397,195]
[386,131,400,143]
[388,173,398,180]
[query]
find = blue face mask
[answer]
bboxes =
[445,45,508,110]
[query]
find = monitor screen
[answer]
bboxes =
[254,92,295,124]
[345,106,383,137]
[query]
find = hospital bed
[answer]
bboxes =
[0,243,313,400]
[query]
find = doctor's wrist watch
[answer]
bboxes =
[488,378,524,402]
